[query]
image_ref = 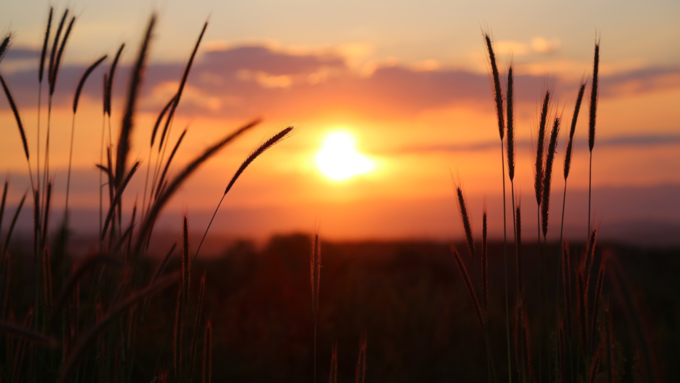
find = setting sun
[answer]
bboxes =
[315,131,375,181]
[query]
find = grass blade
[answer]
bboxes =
[484,33,505,140]
[451,246,484,329]
[0,75,30,162]
[101,161,141,240]
[38,7,53,82]
[159,22,208,151]
[49,15,75,96]
[72,55,107,113]
[48,9,68,89]
[60,272,180,383]
[541,116,561,238]
[116,15,155,186]
[1,192,27,259]
[106,43,125,116]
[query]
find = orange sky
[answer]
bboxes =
[1,2,679,245]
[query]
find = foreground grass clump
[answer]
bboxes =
[445,34,658,383]
[0,8,290,382]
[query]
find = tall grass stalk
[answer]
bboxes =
[542,115,561,380]
[484,33,512,383]
[192,126,292,263]
[559,83,586,244]
[587,42,600,238]
[354,331,368,383]
[44,11,74,211]
[557,82,585,382]
[149,22,208,217]
[328,342,338,383]
[142,93,176,223]
[310,233,321,383]
[65,55,107,221]
[533,90,550,383]
[36,7,53,199]
[0,75,35,194]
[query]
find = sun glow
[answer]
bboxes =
[315,131,375,181]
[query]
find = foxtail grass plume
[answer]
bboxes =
[564,83,586,180]
[587,41,600,236]
[72,55,107,113]
[116,15,155,186]
[456,187,475,258]
[484,34,505,140]
[534,91,550,206]
[0,33,13,64]
[38,8,53,82]
[106,44,125,117]
[224,126,293,196]
[541,117,561,238]
[589,42,599,152]
[507,66,515,181]
[159,22,208,151]
[190,125,291,263]
[135,118,260,259]
[48,9,69,91]
[0,75,30,162]
[49,14,75,96]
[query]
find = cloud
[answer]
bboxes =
[495,36,561,57]
[1,42,679,122]
[382,134,680,155]
[1,46,39,61]
[199,45,346,76]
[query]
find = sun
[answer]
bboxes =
[315,131,375,181]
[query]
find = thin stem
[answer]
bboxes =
[313,323,317,383]
[557,181,569,381]
[536,204,543,383]
[43,98,52,216]
[501,140,513,383]
[586,150,593,241]
[65,115,76,222]
[37,85,42,197]
[192,193,226,265]
[141,144,153,223]
[99,114,105,250]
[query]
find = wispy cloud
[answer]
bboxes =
[384,134,680,155]
[1,42,679,121]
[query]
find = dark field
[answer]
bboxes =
[6,234,676,382]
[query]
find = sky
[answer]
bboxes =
[1,1,679,246]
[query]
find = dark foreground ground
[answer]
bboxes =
[5,234,679,382]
